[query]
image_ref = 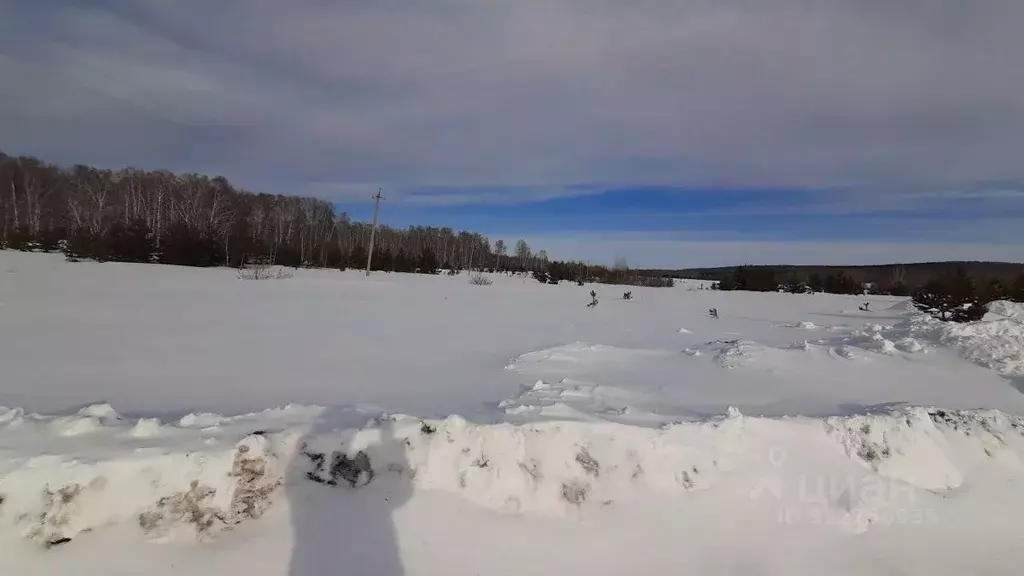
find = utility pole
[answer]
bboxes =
[366,188,384,276]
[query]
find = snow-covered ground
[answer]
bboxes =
[2,250,1024,575]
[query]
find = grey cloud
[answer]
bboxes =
[1,0,1023,200]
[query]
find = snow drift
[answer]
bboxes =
[4,253,1024,574]
[4,400,1024,548]
[830,300,1024,378]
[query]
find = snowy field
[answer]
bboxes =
[2,250,1024,575]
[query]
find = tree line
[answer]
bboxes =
[668,261,1024,289]
[0,152,517,272]
[709,264,1024,322]
[532,257,674,288]
[714,267,873,295]
[0,152,678,287]
[711,265,1024,298]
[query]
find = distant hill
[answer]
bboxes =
[644,262,1024,286]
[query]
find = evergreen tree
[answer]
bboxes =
[912,268,986,322]
[1011,273,1024,303]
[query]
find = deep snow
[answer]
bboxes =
[2,250,1024,575]
[3,251,1021,419]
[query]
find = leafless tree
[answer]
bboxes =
[0,151,550,274]
[515,239,531,269]
[493,239,506,271]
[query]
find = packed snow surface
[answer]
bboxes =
[2,251,1024,575]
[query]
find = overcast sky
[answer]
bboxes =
[1,0,1021,266]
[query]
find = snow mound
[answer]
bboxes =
[507,343,672,373]
[179,412,227,429]
[130,418,164,438]
[985,300,1024,322]
[3,403,1024,547]
[885,299,917,313]
[784,321,819,330]
[0,430,291,546]
[78,403,121,421]
[308,412,747,516]
[830,308,1024,377]
[704,339,771,368]
[938,315,1024,377]
[497,379,657,424]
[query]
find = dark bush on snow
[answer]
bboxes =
[912,268,987,322]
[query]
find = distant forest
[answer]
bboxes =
[650,263,1024,314]
[1,151,1019,295]
[658,263,1024,286]
[655,262,1024,293]
[0,151,668,286]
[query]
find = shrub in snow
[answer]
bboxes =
[302,447,375,488]
[561,481,589,505]
[237,256,294,280]
[1014,274,1024,303]
[912,268,986,322]
[468,272,493,286]
[139,481,226,538]
[27,484,83,547]
[782,280,810,294]
[575,447,600,477]
[228,443,280,520]
[635,276,674,288]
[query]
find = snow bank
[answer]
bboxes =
[4,402,1024,547]
[885,299,917,313]
[304,411,746,516]
[830,302,1024,377]
[939,315,1024,377]
[701,338,781,368]
[4,253,1024,571]
[783,321,819,330]
[0,407,295,547]
[985,300,1024,322]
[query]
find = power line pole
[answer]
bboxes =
[366,188,384,276]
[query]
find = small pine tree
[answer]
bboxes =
[887,282,911,297]
[1011,273,1024,303]
[782,278,808,294]
[823,272,861,295]
[912,269,986,322]
[982,278,1008,303]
